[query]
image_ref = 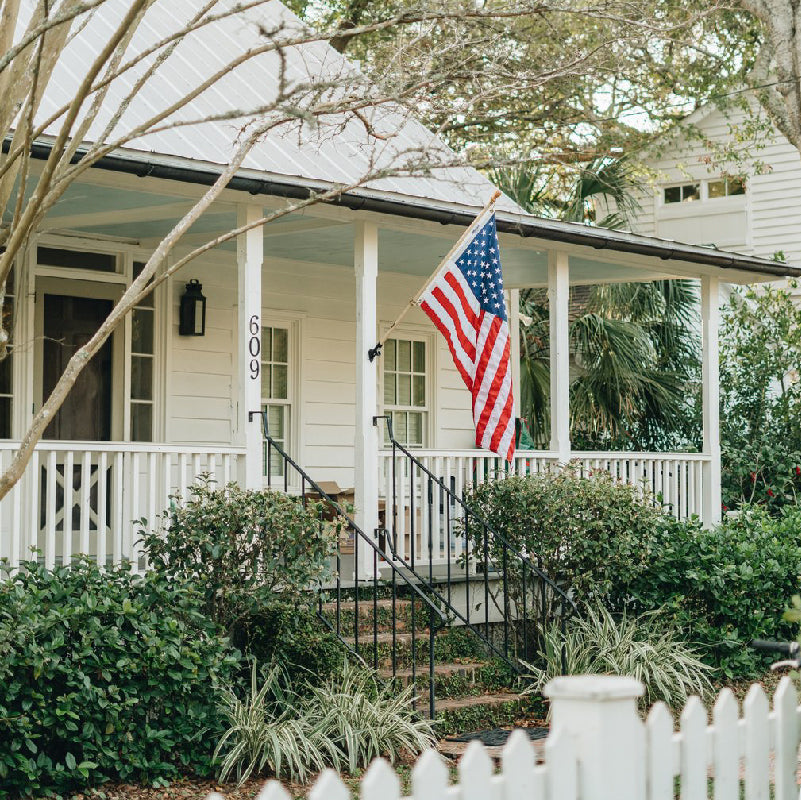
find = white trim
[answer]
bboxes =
[548,250,570,463]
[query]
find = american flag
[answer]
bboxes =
[419,213,515,462]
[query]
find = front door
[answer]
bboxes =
[42,294,113,441]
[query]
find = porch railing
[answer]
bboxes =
[0,441,246,572]
[378,449,709,562]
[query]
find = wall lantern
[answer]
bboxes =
[179,279,206,336]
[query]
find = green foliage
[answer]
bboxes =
[215,661,435,785]
[140,481,338,630]
[232,601,346,689]
[463,469,669,609]
[525,604,713,708]
[616,506,801,679]
[719,283,801,513]
[0,558,237,796]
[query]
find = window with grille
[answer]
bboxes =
[383,337,427,447]
[129,261,155,441]
[261,325,291,477]
[663,183,700,204]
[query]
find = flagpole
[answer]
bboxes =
[368,189,502,361]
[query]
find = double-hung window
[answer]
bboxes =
[383,336,427,447]
[261,324,291,477]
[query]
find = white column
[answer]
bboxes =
[701,274,722,525]
[507,288,521,413]
[548,251,571,462]
[545,676,645,800]
[236,204,263,489]
[354,222,379,574]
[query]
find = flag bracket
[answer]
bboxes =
[367,342,382,362]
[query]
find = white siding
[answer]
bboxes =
[164,251,475,488]
[632,103,801,268]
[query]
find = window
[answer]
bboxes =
[383,337,427,447]
[129,261,154,441]
[261,325,291,477]
[37,247,117,273]
[708,177,746,198]
[0,265,13,438]
[664,184,700,204]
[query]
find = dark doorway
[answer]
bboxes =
[43,294,114,440]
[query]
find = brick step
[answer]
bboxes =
[416,691,523,721]
[342,630,437,647]
[379,661,488,686]
[321,598,413,614]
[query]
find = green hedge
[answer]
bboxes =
[0,559,238,796]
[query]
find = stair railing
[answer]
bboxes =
[252,411,447,719]
[375,416,576,672]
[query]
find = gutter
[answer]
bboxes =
[19,141,801,279]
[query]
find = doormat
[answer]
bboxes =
[444,727,548,747]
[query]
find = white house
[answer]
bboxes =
[3,0,800,581]
[626,100,801,269]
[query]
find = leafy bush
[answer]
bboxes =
[616,506,801,679]
[140,482,339,630]
[215,661,434,785]
[525,604,713,708]
[0,559,237,796]
[463,469,668,608]
[720,283,801,513]
[231,601,346,689]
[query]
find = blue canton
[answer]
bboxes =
[454,214,506,321]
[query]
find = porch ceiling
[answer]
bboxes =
[34,179,793,286]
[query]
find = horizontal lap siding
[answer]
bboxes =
[634,104,801,270]
[165,253,477,482]
[168,255,236,444]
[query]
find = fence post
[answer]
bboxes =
[545,675,645,800]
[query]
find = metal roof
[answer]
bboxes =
[13,0,801,280]
[19,0,520,214]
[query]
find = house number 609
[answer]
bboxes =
[248,315,261,380]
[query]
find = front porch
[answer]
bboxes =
[0,165,797,573]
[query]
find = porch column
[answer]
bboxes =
[701,274,722,525]
[507,289,521,412]
[236,204,263,490]
[548,251,571,463]
[354,221,379,574]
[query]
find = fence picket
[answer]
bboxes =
[773,676,798,800]
[412,749,449,800]
[680,696,707,800]
[646,702,673,800]
[744,685,770,800]
[712,689,738,800]
[362,758,400,800]
[256,780,291,800]
[502,729,536,800]
[545,727,576,800]
[459,739,493,800]
[310,769,350,800]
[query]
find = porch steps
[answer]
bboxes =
[378,660,487,686]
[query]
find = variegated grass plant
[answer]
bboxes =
[524,604,713,708]
[214,660,435,785]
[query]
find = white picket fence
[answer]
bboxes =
[218,675,801,800]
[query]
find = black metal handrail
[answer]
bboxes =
[252,411,447,719]
[376,415,576,672]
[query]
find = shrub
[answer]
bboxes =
[525,604,713,708]
[231,601,346,689]
[617,506,801,679]
[139,482,339,630]
[463,468,668,608]
[215,661,435,785]
[0,559,238,796]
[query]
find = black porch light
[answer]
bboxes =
[179,279,206,336]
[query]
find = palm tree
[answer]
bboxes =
[494,157,701,451]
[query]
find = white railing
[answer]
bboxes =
[378,449,710,564]
[0,441,246,572]
[208,675,801,800]
[573,451,709,521]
